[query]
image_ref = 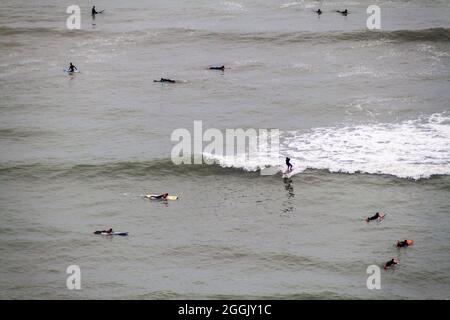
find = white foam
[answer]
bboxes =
[280,2,304,9]
[280,1,319,9]
[220,2,246,12]
[338,65,384,78]
[203,113,450,180]
[291,62,313,72]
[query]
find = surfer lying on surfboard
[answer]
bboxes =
[93,228,128,236]
[154,78,176,83]
[145,193,178,200]
[365,212,385,222]
[149,193,169,200]
[396,239,414,247]
[384,258,399,270]
[209,65,225,70]
[94,228,113,234]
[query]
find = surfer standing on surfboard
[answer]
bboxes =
[285,157,293,172]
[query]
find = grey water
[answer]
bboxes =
[0,0,449,299]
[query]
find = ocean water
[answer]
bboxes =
[0,0,449,299]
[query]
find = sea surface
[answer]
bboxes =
[0,0,449,299]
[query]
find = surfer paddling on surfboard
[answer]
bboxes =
[365,212,385,222]
[209,65,225,71]
[93,228,113,234]
[145,193,178,200]
[337,9,348,16]
[93,228,128,236]
[154,78,177,83]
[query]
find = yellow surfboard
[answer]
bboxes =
[145,194,178,200]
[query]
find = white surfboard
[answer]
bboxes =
[63,68,80,74]
[282,167,303,179]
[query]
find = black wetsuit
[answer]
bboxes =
[209,66,225,70]
[152,194,167,199]
[385,259,398,268]
[397,240,408,248]
[367,212,380,221]
[155,78,176,83]
[92,7,98,15]
[286,157,293,171]
[94,229,112,234]
[317,9,322,15]
[68,65,77,72]
[338,10,348,16]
